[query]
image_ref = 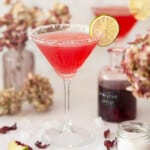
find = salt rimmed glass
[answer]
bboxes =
[31,24,99,148]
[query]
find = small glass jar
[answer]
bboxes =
[117,121,150,150]
[98,47,136,122]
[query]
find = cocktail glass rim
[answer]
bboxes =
[31,23,99,46]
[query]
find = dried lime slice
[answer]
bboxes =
[128,0,150,20]
[89,15,119,47]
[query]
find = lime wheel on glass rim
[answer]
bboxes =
[89,14,120,47]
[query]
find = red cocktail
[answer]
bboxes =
[91,6,137,40]
[31,24,98,148]
[36,31,97,78]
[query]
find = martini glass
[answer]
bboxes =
[31,24,99,148]
[91,6,137,41]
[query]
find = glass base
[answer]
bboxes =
[42,122,94,148]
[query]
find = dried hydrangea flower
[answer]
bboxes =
[0,1,71,51]
[122,33,150,98]
[0,88,22,115]
[22,73,53,112]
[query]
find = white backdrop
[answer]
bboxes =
[0,0,150,149]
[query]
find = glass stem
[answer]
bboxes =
[64,79,70,114]
[63,78,72,133]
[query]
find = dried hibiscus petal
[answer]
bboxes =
[35,141,50,149]
[0,123,17,134]
[16,141,33,150]
[104,139,117,150]
[104,129,110,138]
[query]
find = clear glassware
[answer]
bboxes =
[3,48,34,91]
[98,47,136,122]
[31,24,99,148]
[117,120,150,150]
[91,0,137,42]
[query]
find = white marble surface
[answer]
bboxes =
[0,43,150,149]
[0,0,150,149]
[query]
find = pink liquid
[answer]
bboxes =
[35,32,98,77]
[92,6,137,39]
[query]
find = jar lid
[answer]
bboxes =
[118,120,150,139]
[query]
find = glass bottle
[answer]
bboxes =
[98,47,136,122]
[3,47,34,91]
[117,121,150,150]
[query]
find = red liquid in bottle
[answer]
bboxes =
[98,47,137,123]
[98,80,136,122]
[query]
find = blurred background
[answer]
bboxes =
[0,0,150,149]
[0,0,150,118]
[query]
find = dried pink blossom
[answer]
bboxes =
[0,1,71,51]
[122,33,150,98]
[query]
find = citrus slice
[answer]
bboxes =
[89,15,119,47]
[128,0,150,20]
[8,141,28,150]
